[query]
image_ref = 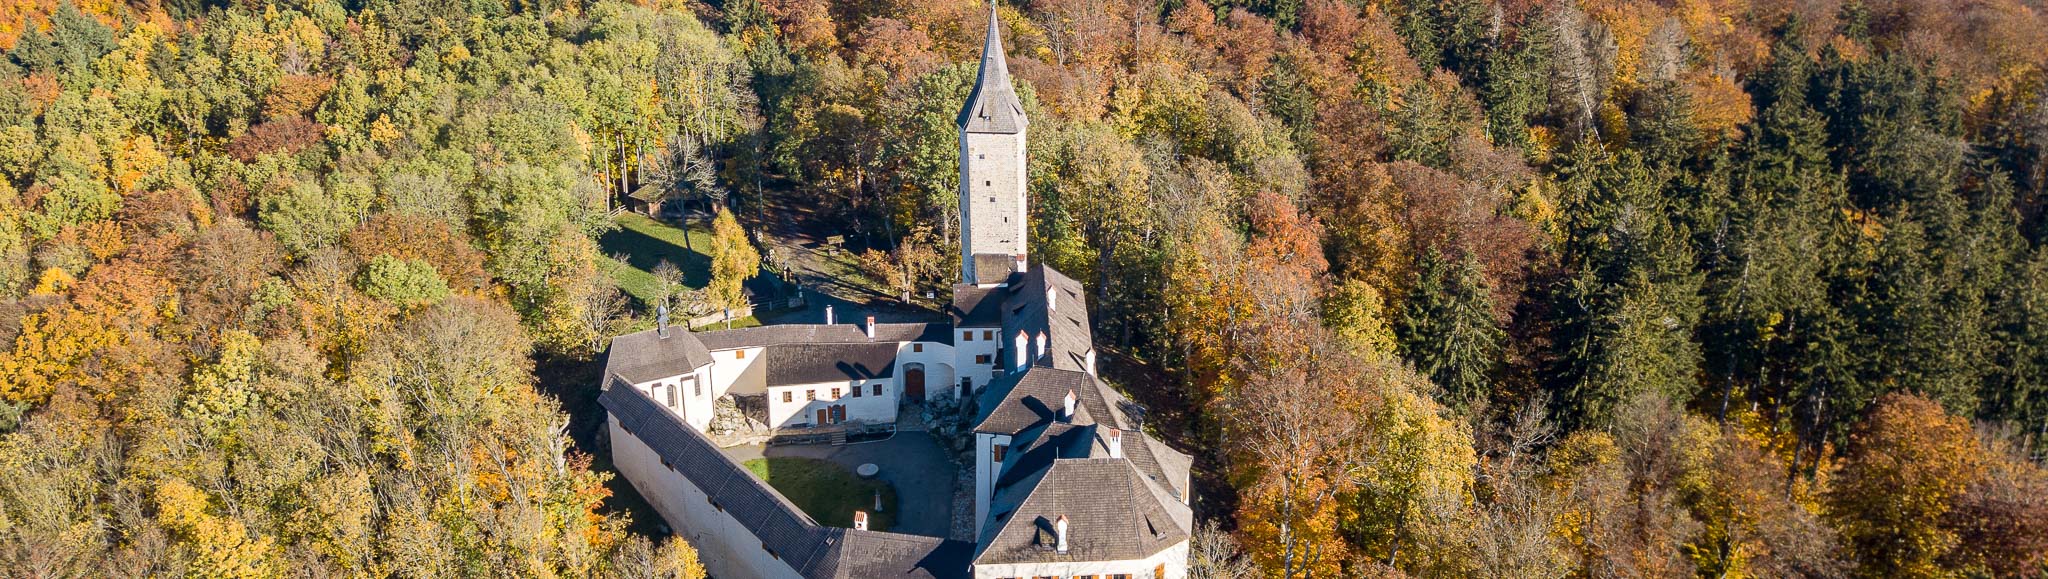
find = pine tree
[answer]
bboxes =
[1397,249,1504,411]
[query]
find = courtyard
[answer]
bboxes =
[722,429,960,538]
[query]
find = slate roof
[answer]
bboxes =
[765,343,900,386]
[956,5,1026,134]
[973,458,1192,565]
[601,384,972,579]
[605,328,712,384]
[970,254,1019,286]
[694,323,950,351]
[949,285,1004,327]
[973,367,1131,436]
[1000,266,1094,373]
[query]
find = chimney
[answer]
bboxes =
[1062,389,1077,422]
[865,316,876,339]
[1012,330,1029,371]
[656,304,671,339]
[1035,331,1048,361]
[825,305,836,325]
[853,511,869,531]
[1107,428,1124,459]
[1014,254,1028,273]
[1054,515,1069,553]
[1046,286,1057,311]
[1084,348,1096,376]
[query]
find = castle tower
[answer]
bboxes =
[958,4,1029,286]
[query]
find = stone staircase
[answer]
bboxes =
[829,430,849,446]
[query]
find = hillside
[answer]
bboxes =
[1,0,2046,576]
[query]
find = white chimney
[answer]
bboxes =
[865,316,876,339]
[825,305,836,325]
[1084,348,1096,376]
[1014,254,1028,273]
[1107,428,1124,458]
[1062,389,1077,422]
[1035,331,1048,361]
[1046,286,1057,311]
[1054,515,1069,553]
[853,511,869,531]
[1012,330,1028,371]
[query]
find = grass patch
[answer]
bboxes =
[743,457,897,531]
[599,214,714,308]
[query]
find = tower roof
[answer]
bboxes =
[957,4,1027,134]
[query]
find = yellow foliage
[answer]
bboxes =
[155,478,278,579]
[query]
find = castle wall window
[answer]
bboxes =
[735,350,746,359]
[983,330,994,340]
[975,354,992,364]
[782,392,792,403]
[872,384,883,396]
[852,387,862,398]
[806,390,816,401]
[830,387,841,399]
[993,444,1007,462]
[962,332,974,342]
[913,343,924,352]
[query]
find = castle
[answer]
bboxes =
[598,8,1193,579]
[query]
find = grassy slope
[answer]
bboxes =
[743,456,898,531]
[599,213,714,308]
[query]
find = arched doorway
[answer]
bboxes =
[904,364,926,402]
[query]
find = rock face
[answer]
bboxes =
[709,394,768,435]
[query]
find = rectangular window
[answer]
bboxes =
[913,343,924,353]
[831,387,841,399]
[975,354,992,364]
[692,379,702,397]
[872,384,882,396]
[962,332,974,342]
[985,181,991,186]
[782,391,793,403]
[983,330,994,340]
[851,387,862,398]
[993,444,1007,462]
[665,383,677,407]
[806,390,816,401]
[735,350,746,359]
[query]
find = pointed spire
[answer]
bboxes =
[958,2,1027,133]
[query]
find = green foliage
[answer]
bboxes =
[1397,250,1503,411]
[355,255,451,308]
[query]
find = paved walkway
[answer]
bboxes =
[721,432,958,538]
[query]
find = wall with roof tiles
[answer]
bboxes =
[609,415,806,579]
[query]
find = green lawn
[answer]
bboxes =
[743,457,898,531]
[599,213,714,308]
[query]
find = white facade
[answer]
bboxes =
[972,543,1190,579]
[972,431,1012,540]
[631,366,715,432]
[953,327,1001,395]
[765,378,894,428]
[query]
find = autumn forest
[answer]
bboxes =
[0,0,2046,575]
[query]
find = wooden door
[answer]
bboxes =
[816,408,829,425]
[905,367,926,401]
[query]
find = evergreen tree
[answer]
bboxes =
[1548,146,1704,428]
[1398,249,1504,411]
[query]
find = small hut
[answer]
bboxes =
[625,184,665,216]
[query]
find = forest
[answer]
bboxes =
[0,0,2044,575]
